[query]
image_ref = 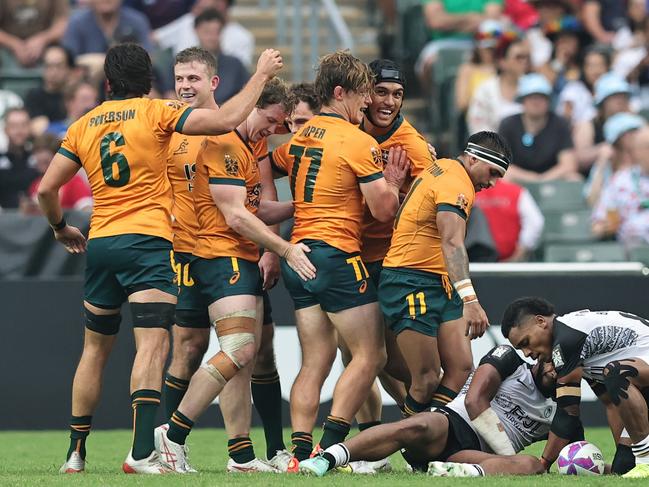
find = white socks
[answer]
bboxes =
[632,433,649,465]
[323,443,350,468]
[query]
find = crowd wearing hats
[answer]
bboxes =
[417,0,649,251]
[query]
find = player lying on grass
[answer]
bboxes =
[300,344,580,477]
[502,297,649,479]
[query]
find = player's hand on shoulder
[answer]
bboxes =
[283,242,316,281]
[54,225,87,254]
[384,145,410,189]
[256,49,283,80]
[464,300,489,339]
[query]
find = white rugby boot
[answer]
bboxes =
[268,449,293,471]
[59,451,85,473]
[154,424,196,473]
[226,457,280,473]
[122,450,173,474]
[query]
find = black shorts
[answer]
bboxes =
[435,406,481,460]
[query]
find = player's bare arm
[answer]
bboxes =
[258,155,282,290]
[210,184,315,281]
[437,211,488,339]
[465,363,516,455]
[256,199,294,225]
[360,146,409,222]
[182,50,283,135]
[540,367,584,471]
[37,153,87,254]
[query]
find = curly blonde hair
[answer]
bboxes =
[314,50,372,105]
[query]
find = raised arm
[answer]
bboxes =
[182,50,283,135]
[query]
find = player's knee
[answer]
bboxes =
[84,308,122,336]
[130,302,175,329]
[399,415,432,443]
[175,334,209,368]
[214,310,256,369]
[254,342,276,373]
[411,370,440,398]
[603,360,639,406]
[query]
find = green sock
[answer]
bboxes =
[163,374,189,421]
[404,393,431,416]
[131,389,160,460]
[319,415,351,450]
[431,385,458,408]
[251,370,285,459]
[167,410,194,446]
[67,415,92,460]
[358,420,381,432]
[228,437,256,464]
[291,431,313,461]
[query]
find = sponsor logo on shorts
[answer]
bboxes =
[359,279,367,294]
[229,271,241,285]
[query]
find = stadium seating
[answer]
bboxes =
[523,180,588,212]
[544,242,626,263]
[542,209,594,243]
[629,246,649,265]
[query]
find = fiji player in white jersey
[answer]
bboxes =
[502,297,649,479]
[298,344,574,477]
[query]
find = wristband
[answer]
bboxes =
[51,217,67,231]
[453,279,477,302]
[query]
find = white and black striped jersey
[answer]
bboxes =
[550,310,649,383]
[447,345,556,453]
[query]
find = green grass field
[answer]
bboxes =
[0,427,645,486]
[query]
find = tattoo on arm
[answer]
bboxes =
[444,244,470,283]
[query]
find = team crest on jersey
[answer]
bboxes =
[371,147,382,167]
[174,138,189,155]
[166,100,185,110]
[456,193,469,212]
[492,345,510,358]
[543,406,553,418]
[225,154,239,176]
[552,345,565,369]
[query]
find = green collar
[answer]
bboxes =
[319,112,346,121]
[361,114,404,144]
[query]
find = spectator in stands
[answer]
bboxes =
[557,46,610,125]
[62,0,153,80]
[416,0,503,89]
[46,81,99,139]
[582,0,628,46]
[536,14,583,96]
[504,0,538,31]
[475,179,545,261]
[0,89,24,153]
[467,36,528,134]
[194,9,249,104]
[24,44,76,137]
[525,0,575,70]
[22,133,91,214]
[155,0,255,68]
[592,125,649,249]
[499,73,579,182]
[574,72,633,174]
[124,0,194,30]
[0,0,69,68]
[455,20,500,116]
[585,112,645,207]
[0,108,36,209]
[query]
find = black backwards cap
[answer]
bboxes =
[369,59,405,87]
[464,142,510,174]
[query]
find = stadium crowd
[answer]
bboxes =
[1,0,649,480]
